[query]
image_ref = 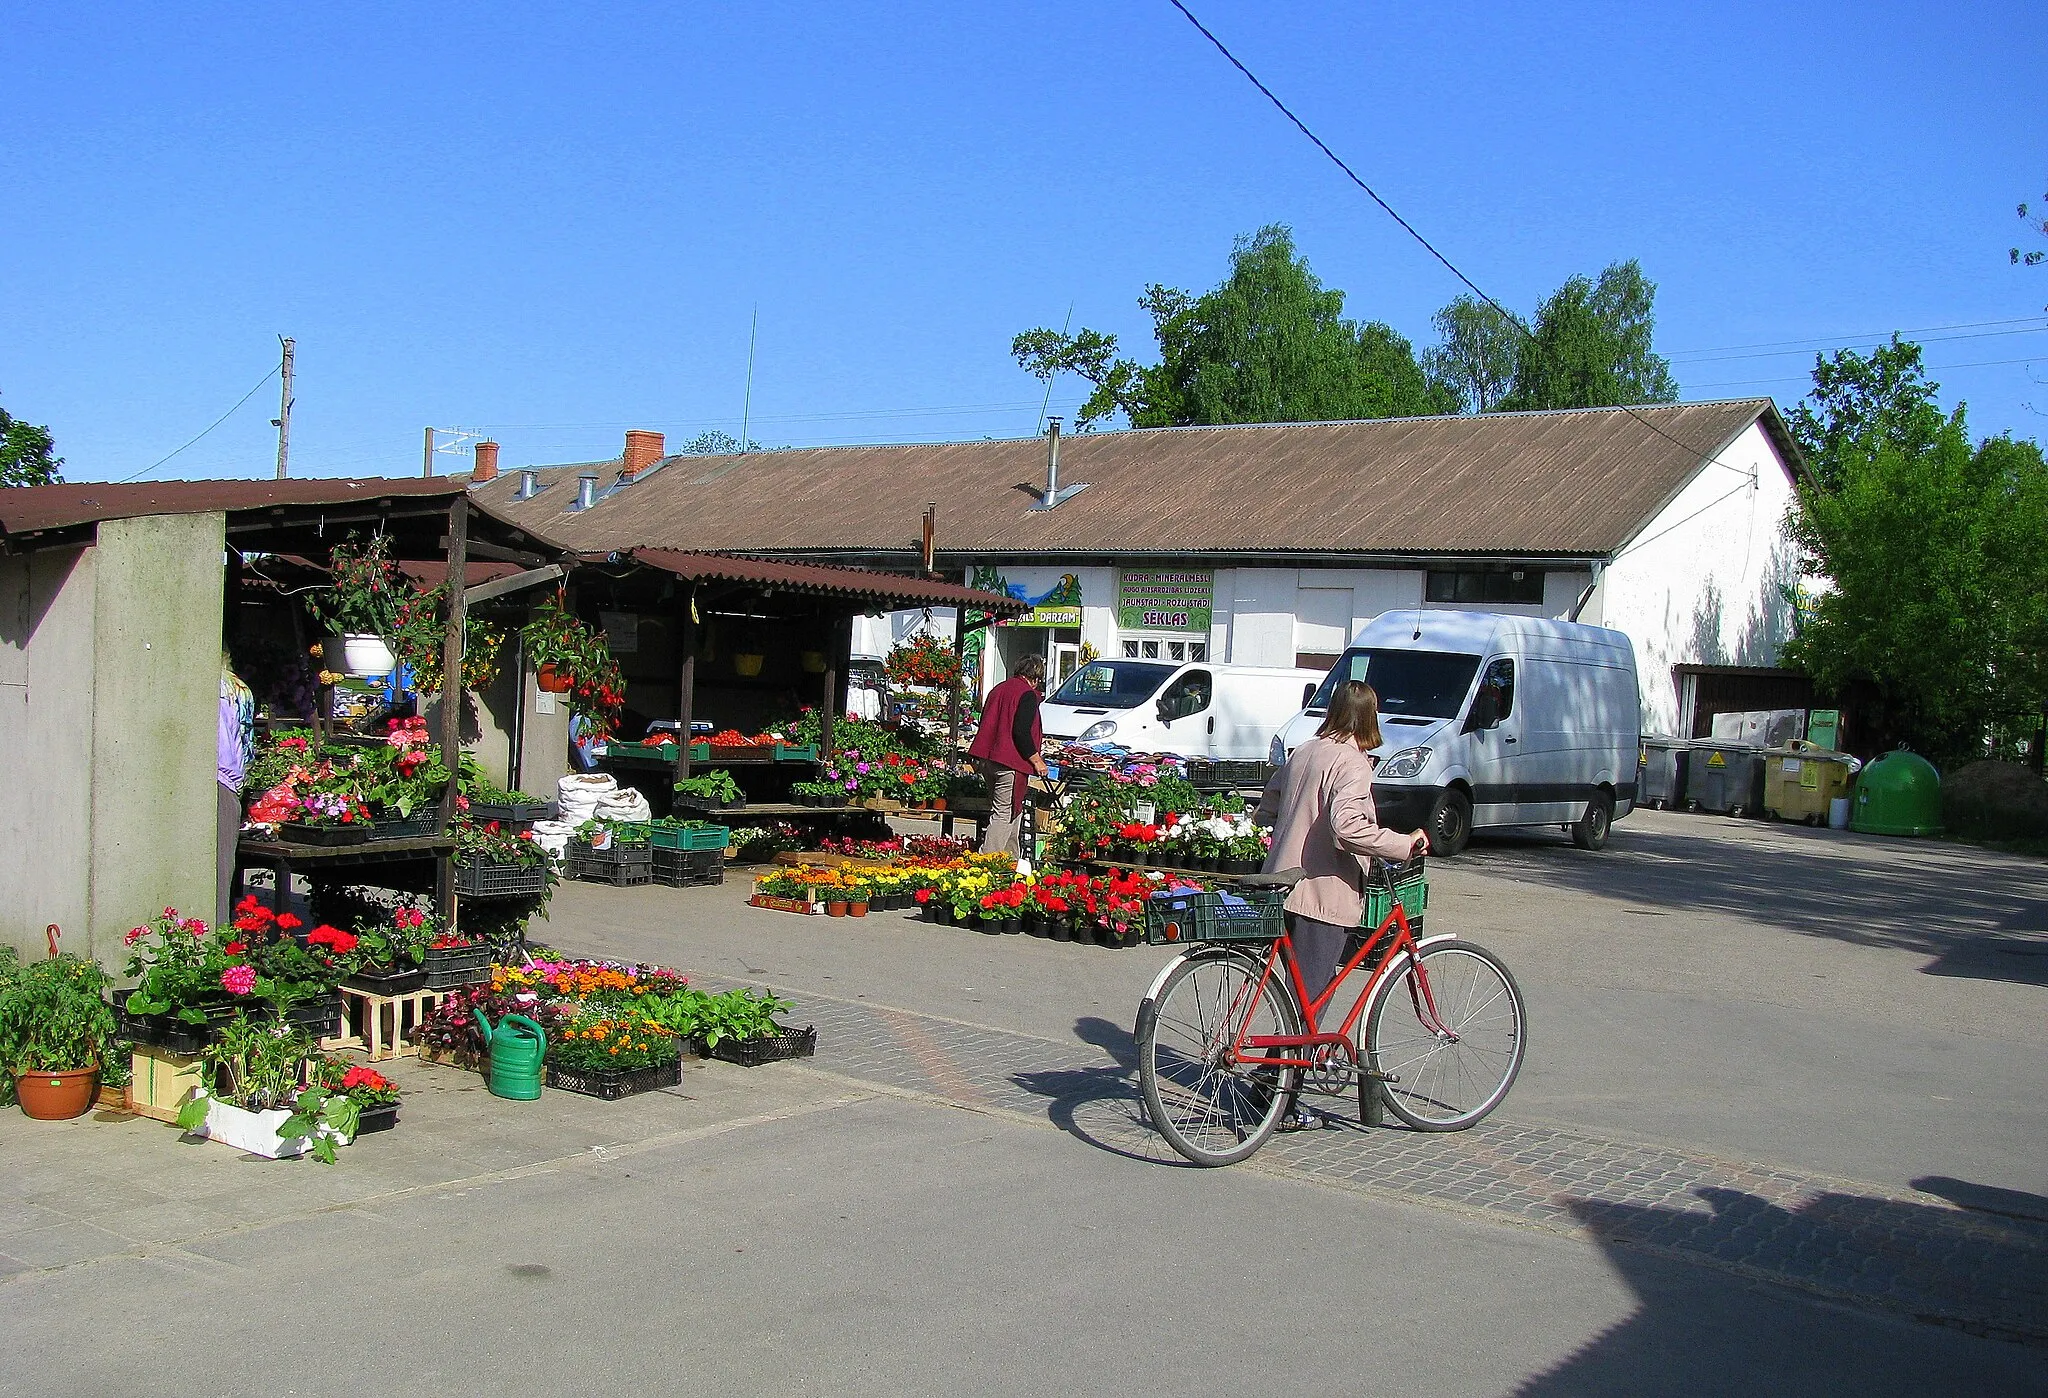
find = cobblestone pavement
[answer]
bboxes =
[701,968,2048,1347]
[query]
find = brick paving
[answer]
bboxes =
[712,971,2048,1346]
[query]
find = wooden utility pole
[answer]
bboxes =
[423,426,436,477]
[435,494,470,924]
[271,337,295,479]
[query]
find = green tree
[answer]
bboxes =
[1786,336,1946,496]
[1783,349,2048,767]
[1012,226,1452,429]
[677,429,759,455]
[1422,295,1523,413]
[1501,260,1677,411]
[0,395,63,487]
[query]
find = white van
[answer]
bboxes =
[1042,660,1326,763]
[1270,611,1640,854]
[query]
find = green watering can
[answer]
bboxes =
[475,1010,546,1100]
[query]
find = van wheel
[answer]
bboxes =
[1427,790,1471,857]
[1572,792,1613,851]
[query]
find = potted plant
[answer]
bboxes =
[675,768,746,811]
[304,533,406,678]
[0,950,119,1120]
[122,907,240,1049]
[546,1012,683,1099]
[174,1014,360,1162]
[452,816,556,898]
[311,1056,402,1136]
[390,584,507,697]
[344,906,437,992]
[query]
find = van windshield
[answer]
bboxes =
[1050,660,1177,709]
[1306,648,1481,720]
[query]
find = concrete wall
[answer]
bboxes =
[0,546,98,961]
[1589,421,1801,736]
[85,515,225,963]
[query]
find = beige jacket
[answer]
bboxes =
[1255,735,1418,926]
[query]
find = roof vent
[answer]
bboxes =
[1029,416,1087,511]
[572,472,600,512]
[516,469,542,500]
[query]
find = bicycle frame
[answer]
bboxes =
[1229,900,1452,1072]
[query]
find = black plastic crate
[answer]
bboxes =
[454,857,550,899]
[343,965,429,995]
[350,1103,400,1138]
[422,942,492,990]
[1143,888,1288,946]
[368,811,440,840]
[570,841,654,886]
[691,1024,817,1067]
[276,822,371,846]
[467,798,553,825]
[672,793,747,815]
[652,846,724,888]
[545,1053,684,1100]
[285,993,344,1039]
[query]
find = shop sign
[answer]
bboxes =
[1117,568,1213,632]
[994,572,1085,628]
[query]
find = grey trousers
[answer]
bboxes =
[1288,912,1351,1011]
[980,765,1023,856]
[217,783,241,932]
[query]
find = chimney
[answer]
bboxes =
[516,468,541,500]
[623,429,665,478]
[473,440,500,483]
[573,472,600,511]
[1029,416,1088,511]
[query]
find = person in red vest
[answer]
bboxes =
[968,653,1049,856]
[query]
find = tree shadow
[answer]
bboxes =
[1456,820,2048,985]
[1911,1175,2048,1225]
[1006,1016,1185,1165]
[1515,1185,2047,1393]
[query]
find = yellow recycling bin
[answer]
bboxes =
[1762,741,1855,825]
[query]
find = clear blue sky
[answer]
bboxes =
[4,2,2043,483]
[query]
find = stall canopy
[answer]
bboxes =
[619,548,1032,615]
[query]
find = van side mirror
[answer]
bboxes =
[1302,682,1316,707]
[1464,693,1498,733]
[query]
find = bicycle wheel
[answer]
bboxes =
[1362,940,1525,1131]
[1138,950,1302,1167]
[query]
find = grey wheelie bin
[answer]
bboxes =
[1638,737,1692,810]
[1687,742,1764,816]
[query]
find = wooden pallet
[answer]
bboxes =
[323,986,450,1061]
[129,1044,205,1125]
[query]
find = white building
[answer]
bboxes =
[477,400,1807,737]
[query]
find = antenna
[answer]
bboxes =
[740,305,758,453]
[1035,303,1073,436]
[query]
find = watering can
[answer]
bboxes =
[475,1010,546,1100]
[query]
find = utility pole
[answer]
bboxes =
[271,336,295,479]
[423,426,435,477]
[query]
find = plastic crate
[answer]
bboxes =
[276,822,371,846]
[467,798,553,824]
[650,821,730,851]
[284,994,344,1040]
[773,743,821,763]
[693,1025,817,1067]
[343,965,429,995]
[368,811,440,840]
[1362,866,1428,933]
[421,943,491,990]
[454,857,550,899]
[545,1053,683,1100]
[570,841,655,887]
[652,846,724,888]
[1143,888,1288,946]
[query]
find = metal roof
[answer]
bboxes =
[621,549,1028,613]
[472,400,1801,561]
[0,478,469,538]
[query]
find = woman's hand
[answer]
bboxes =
[1409,830,1431,857]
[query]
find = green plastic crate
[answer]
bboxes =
[1361,869,1427,932]
[1143,888,1288,946]
[650,822,731,851]
[773,743,820,762]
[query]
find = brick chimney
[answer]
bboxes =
[473,439,500,483]
[623,429,665,478]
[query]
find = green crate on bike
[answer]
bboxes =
[1144,888,1288,945]
[1361,868,1427,933]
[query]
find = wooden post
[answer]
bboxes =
[944,604,967,839]
[676,582,697,782]
[820,658,837,757]
[436,496,469,924]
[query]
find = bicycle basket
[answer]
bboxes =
[1361,863,1427,932]
[1144,888,1289,946]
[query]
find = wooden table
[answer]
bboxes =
[237,835,459,918]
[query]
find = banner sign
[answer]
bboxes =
[994,571,1085,628]
[1117,568,1213,632]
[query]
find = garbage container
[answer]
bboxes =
[1849,751,1943,836]
[1688,742,1764,816]
[1638,737,1692,809]
[1762,741,1856,825]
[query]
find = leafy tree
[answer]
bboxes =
[1501,260,1677,411]
[1422,295,1523,414]
[0,395,63,487]
[2013,188,2046,270]
[1011,225,1452,429]
[1783,347,2048,767]
[1786,336,1945,495]
[677,429,759,455]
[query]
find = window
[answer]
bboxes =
[1426,568,1545,605]
[1473,658,1514,726]
[1189,642,1207,662]
[1156,669,1213,721]
[1122,640,1140,658]
[1050,660,1178,708]
[1307,648,1483,719]
[1141,640,1160,659]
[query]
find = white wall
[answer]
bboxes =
[1590,421,1801,736]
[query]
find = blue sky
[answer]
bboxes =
[3,2,2043,483]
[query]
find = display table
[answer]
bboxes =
[237,834,458,915]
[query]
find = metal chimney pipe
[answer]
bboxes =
[517,469,541,500]
[1045,417,1063,506]
[573,472,599,511]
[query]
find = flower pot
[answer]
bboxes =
[999,917,1023,936]
[826,901,847,917]
[1049,917,1072,943]
[933,905,953,925]
[734,653,765,678]
[932,798,948,811]
[800,651,827,674]
[536,663,573,694]
[848,901,869,918]
[15,1065,100,1121]
[190,1094,316,1159]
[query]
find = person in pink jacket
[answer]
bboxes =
[1256,679,1428,1127]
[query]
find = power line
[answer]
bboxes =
[1690,353,2048,390]
[1665,316,2045,359]
[1668,323,2046,365]
[1163,1,1751,478]
[116,365,280,483]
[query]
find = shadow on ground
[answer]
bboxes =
[1457,821,2048,984]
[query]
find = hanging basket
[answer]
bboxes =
[326,633,396,678]
[734,653,765,678]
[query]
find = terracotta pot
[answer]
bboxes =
[537,663,573,694]
[931,798,947,811]
[15,1065,100,1121]
[826,901,847,917]
[848,902,869,918]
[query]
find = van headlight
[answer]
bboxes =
[1268,734,1287,766]
[1080,720,1118,742]
[1378,746,1431,780]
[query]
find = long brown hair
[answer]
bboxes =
[1316,679,1383,750]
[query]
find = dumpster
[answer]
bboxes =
[1638,737,1692,809]
[1688,742,1763,816]
[1762,741,1856,824]
[1849,751,1943,836]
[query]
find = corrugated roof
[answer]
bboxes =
[623,549,1028,613]
[473,400,1799,560]
[0,478,469,538]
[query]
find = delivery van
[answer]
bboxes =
[1042,659,1326,763]
[1269,611,1640,854]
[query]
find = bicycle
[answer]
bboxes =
[1134,856,1527,1167]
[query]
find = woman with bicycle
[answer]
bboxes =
[1256,679,1428,1126]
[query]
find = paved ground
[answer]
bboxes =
[2,808,2043,1393]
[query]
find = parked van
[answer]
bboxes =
[1269,611,1640,854]
[1042,660,1326,764]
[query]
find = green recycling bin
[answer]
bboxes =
[1849,751,1943,837]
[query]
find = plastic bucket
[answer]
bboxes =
[1828,796,1851,830]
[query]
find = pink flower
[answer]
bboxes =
[221,965,258,996]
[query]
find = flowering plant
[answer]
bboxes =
[451,815,550,867]
[123,907,237,1023]
[229,897,359,1008]
[305,533,405,637]
[549,1012,681,1074]
[352,906,442,969]
[390,584,507,694]
[523,598,626,737]
[313,1056,401,1108]
[884,631,965,691]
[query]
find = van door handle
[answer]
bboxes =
[1207,717,1214,734]
[1504,736,1517,744]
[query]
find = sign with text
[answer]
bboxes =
[1117,568,1213,632]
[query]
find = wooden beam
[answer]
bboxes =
[436,495,468,925]
[439,535,555,567]
[675,582,697,781]
[461,563,563,607]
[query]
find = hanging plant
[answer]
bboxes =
[522,599,625,737]
[390,586,506,694]
[305,534,406,637]
[885,631,964,691]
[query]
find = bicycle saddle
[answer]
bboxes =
[1234,867,1304,889]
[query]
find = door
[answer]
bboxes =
[1464,656,1525,827]
[1152,668,1215,758]
[1051,642,1082,689]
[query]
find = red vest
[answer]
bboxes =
[969,676,1041,774]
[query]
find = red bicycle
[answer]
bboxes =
[1135,857,1526,1167]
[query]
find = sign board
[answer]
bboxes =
[992,571,1085,629]
[600,611,639,654]
[1117,568,1213,632]
[1007,604,1083,629]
